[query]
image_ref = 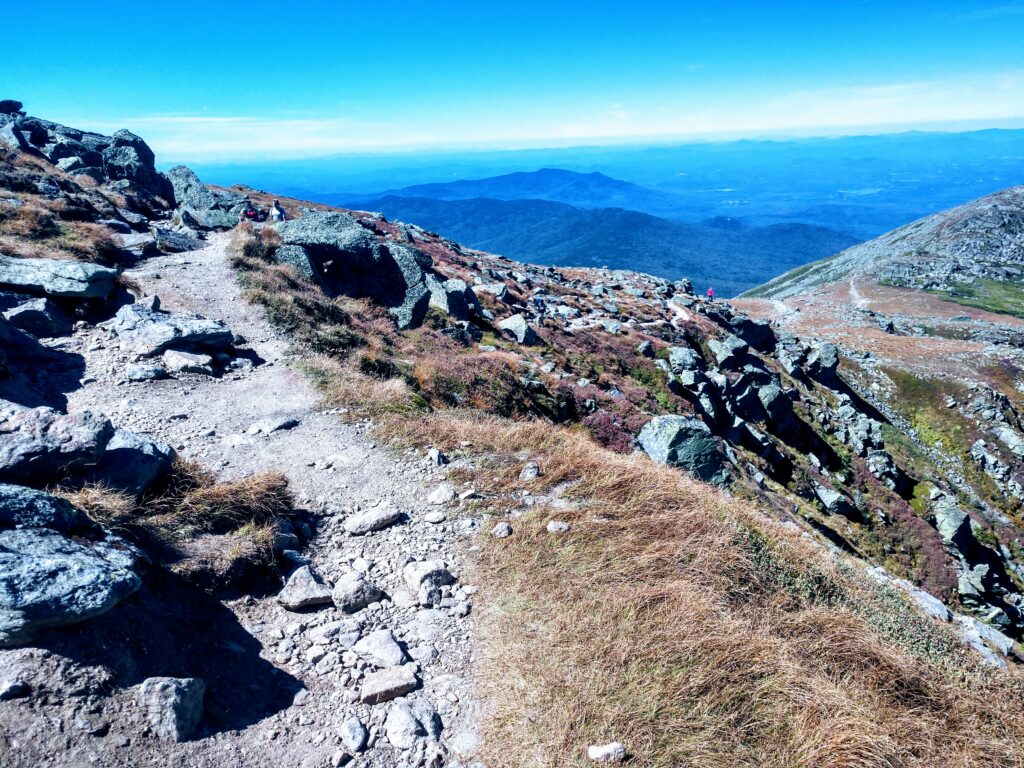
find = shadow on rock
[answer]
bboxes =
[33,569,302,737]
[0,342,85,410]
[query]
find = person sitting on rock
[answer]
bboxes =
[269,200,287,223]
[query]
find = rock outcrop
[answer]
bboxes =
[274,212,433,329]
[0,485,141,647]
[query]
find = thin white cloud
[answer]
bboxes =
[73,70,1024,161]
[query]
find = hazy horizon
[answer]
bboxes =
[7,1,1024,161]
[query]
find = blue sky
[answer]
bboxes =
[4,1,1024,160]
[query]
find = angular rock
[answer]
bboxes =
[932,495,974,551]
[2,298,71,337]
[126,362,168,382]
[338,715,368,753]
[275,212,433,329]
[0,527,141,646]
[278,566,334,610]
[0,255,116,299]
[667,346,702,373]
[403,559,455,606]
[636,416,729,486]
[385,700,426,748]
[166,165,248,230]
[331,570,384,613]
[0,484,93,533]
[162,349,214,375]
[359,664,418,704]
[707,335,748,368]
[138,677,205,742]
[0,402,114,485]
[813,482,855,516]
[498,313,537,345]
[101,130,172,201]
[353,628,408,668]
[344,506,402,535]
[427,483,456,505]
[108,298,232,356]
[85,429,175,499]
[588,742,627,763]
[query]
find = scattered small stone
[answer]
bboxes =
[588,742,627,763]
[424,511,446,524]
[0,679,30,700]
[427,447,448,465]
[491,522,513,538]
[547,520,570,533]
[427,483,457,505]
[385,700,426,748]
[138,677,205,742]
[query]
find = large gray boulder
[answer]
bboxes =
[106,297,232,356]
[138,677,205,742]
[426,274,477,320]
[0,255,117,299]
[0,484,93,532]
[2,297,72,337]
[166,166,248,230]
[274,212,433,330]
[0,401,114,485]
[637,416,729,486]
[101,130,172,201]
[83,429,175,499]
[0,526,141,647]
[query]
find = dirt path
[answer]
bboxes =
[34,233,483,767]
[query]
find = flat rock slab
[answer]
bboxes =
[0,255,116,299]
[359,664,418,704]
[344,506,402,535]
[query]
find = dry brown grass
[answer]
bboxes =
[381,411,1024,768]
[61,461,294,567]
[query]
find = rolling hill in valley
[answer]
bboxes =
[340,168,690,217]
[345,194,859,296]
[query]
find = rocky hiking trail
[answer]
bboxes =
[10,232,481,768]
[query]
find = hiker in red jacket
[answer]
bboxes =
[707,287,714,300]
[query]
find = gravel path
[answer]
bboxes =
[9,233,482,767]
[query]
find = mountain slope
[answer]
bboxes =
[347,195,858,296]
[744,185,1024,302]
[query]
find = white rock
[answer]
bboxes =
[427,483,457,505]
[385,700,425,748]
[547,520,571,533]
[587,742,627,763]
[354,629,408,668]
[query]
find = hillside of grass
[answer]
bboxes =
[227,224,1024,768]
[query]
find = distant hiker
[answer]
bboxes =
[240,204,260,223]
[707,287,714,300]
[532,296,547,316]
[269,200,287,223]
